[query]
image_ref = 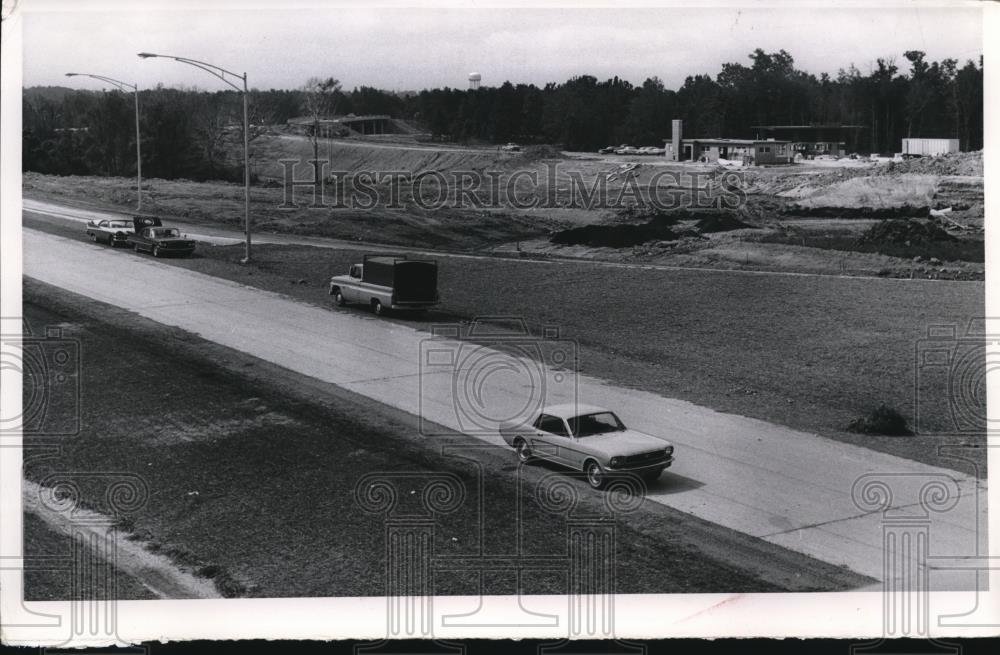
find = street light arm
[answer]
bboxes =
[64,71,143,212]
[137,50,252,262]
[65,73,137,93]
[137,53,245,91]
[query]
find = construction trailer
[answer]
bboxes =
[900,138,960,157]
[751,124,865,158]
[664,138,793,165]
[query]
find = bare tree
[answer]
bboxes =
[301,76,341,185]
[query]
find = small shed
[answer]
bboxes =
[901,138,960,157]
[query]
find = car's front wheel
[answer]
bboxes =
[585,461,607,490]
[334,291,346,306]
[152,245,161,257]
[515,439,532,463]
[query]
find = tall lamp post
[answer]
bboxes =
[138,52,252,264]
[65,73,143,211]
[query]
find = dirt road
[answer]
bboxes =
[22,227,987,591]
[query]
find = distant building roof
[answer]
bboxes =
[664,138,790,145]
[752,124,865,130]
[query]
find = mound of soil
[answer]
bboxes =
[552,209,753,248]
[783,204,931,219]
[848,403,913,437]
[695,213,755,233]
[875,151,983,177]
[551,218,679,248]
[856,219,955,246]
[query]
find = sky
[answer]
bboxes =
[20,1,984,93]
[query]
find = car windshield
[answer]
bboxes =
[567,412,626,437]
[152,228,180,238]
[109,221,130,228]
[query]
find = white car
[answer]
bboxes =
[499,403,675,489]
[85,218,135,247]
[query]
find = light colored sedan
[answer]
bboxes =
[85,218,135,247]
[500,403,674,489]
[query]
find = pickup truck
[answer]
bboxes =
[329,255,439,316]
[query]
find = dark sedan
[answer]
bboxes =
[127,226,196,257]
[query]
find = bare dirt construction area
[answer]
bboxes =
[22,280,871,599]
[23,140,984,279]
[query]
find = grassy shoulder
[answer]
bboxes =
[23,512,157,601]
[25,210,988,477]
[23,279,873,598]
[23,171,553,251]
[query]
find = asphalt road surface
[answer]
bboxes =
[22,224,987,591]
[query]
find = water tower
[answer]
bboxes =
[468,72,481,90]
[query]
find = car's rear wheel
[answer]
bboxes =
[153,245,161,257]
[334,291,346,306]
[372,299,383,316]
[585,461,607,490]
[515,439,532,463]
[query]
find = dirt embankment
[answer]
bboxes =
[22,143,984,279]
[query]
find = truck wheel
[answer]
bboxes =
[515,439,533,463]
[334,291,346,306]
[585,460,607,490]
[372,299,383,316]
[90,233,98,242]
[153,245,161,257]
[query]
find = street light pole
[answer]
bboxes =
[242,72,250,264]
[65,73,142,211]
[138,52,252,263]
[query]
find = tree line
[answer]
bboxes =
[23,49,982,183]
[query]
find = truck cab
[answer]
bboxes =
[329,255,439,316]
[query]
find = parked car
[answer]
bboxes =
[499,403,675,489]
[615,146,639,155]
[500,142,521,152]
[598,146,616,154]
[127,225,196,257]
[329,254,439,316]
[85,217,135,247]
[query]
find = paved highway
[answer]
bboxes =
[22,225,987,591]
